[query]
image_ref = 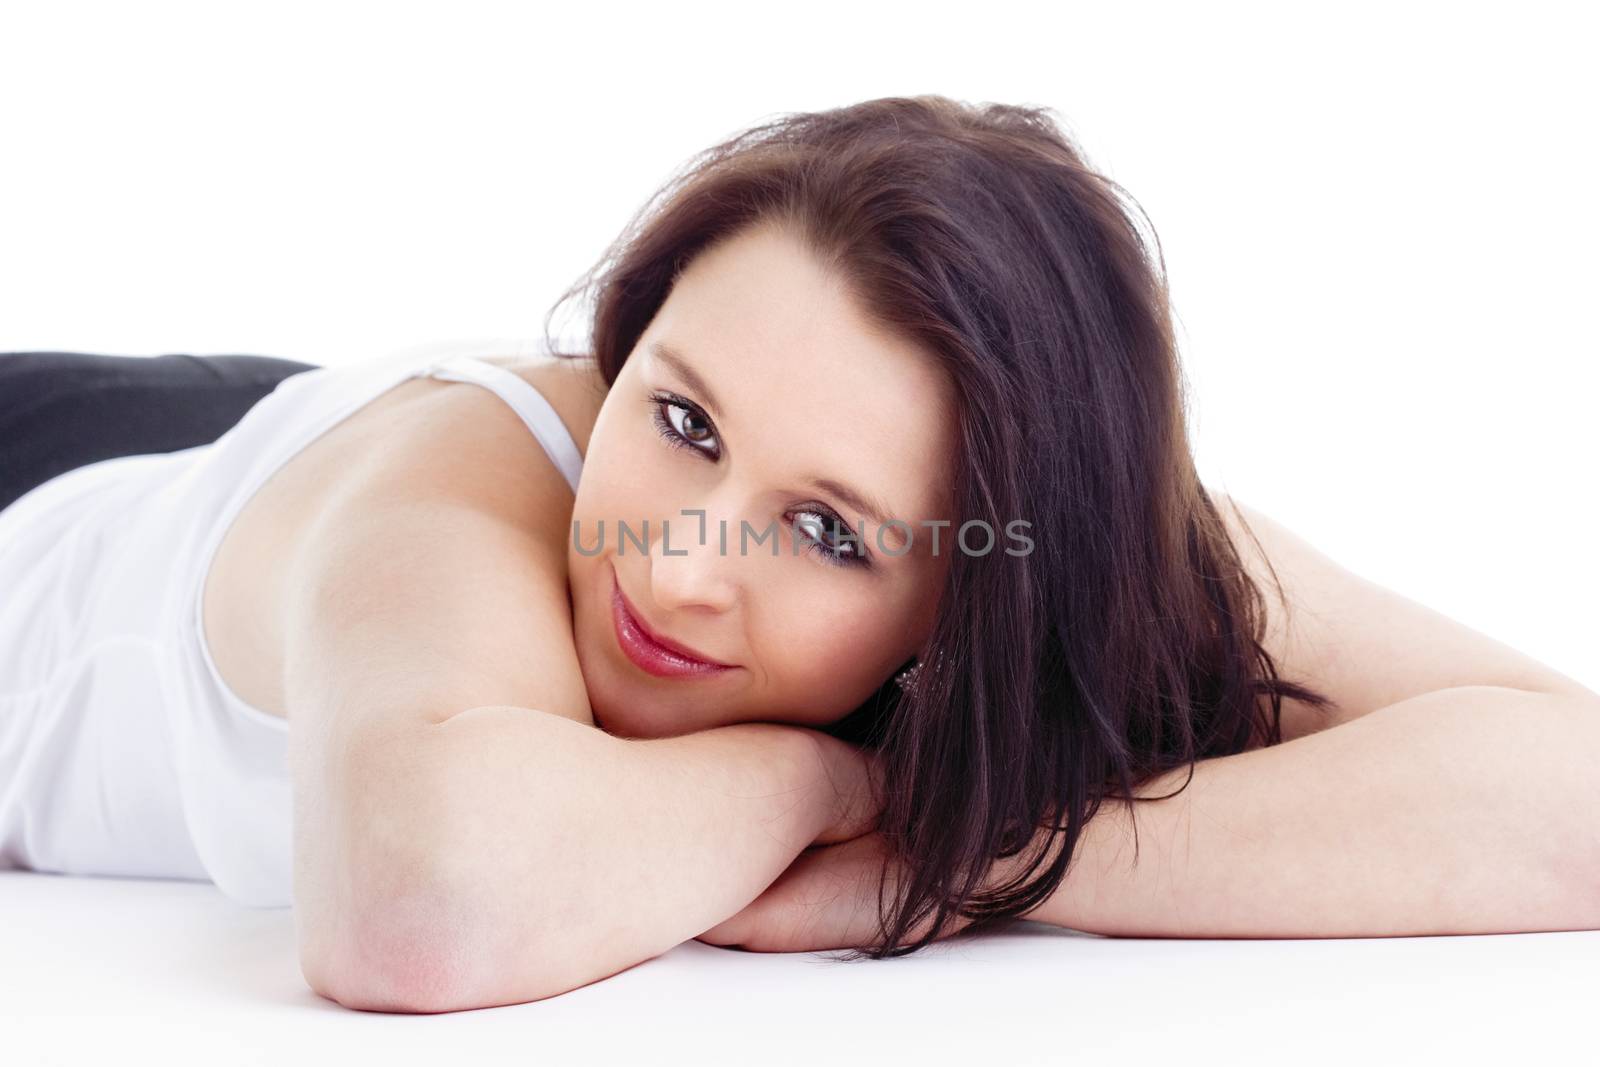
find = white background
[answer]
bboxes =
[2,6,1595,686]
[3,0,1598,1060]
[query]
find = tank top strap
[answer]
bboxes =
[421,355,584,493]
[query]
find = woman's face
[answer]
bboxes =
[567,221,959,739]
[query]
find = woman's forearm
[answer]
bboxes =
[1024,685,1600,938]
[320,706,835,1011]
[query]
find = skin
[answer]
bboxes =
[281,225,1600,1004]
[565,220,961,740]
[700,686,1600,951]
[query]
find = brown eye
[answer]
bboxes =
[676,407,713,442]
[646,392,721,459]
[790,509,870,569]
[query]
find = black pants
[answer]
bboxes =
[0,352,322,514]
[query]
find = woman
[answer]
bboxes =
[4,96,1596,1014]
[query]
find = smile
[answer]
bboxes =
[610,566,736,679]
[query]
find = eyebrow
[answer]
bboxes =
[649,341,725,420]
[647,340,909,550]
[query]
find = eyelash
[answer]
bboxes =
[643,390,871,570]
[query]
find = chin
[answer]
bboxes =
[588,697,665,741]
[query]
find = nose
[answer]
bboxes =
[647,505,742,614]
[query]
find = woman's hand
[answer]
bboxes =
[694,831,980,953]
[806,732,888,846]
[694,832,903,952]
[691,733,893,952]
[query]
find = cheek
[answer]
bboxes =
[576,420,684,528]
[764,589,904,691]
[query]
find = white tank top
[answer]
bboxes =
[0,339,586,907]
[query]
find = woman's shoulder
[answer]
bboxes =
[1209,487,1599,746]
[361,349,604,534]
[476,350,608,460]
[203,351,601,725]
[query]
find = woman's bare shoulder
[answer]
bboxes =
[204,358,598,729]
[482,351,608,459]
[277,371,600,748]
[1209,487,1598,744]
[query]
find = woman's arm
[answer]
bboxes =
[1211,491,1600,742]
[1033,684,1600,938]
[308,706,876,1013]
[702,685,1600,952]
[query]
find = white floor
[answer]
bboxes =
[4,869,1594,1066]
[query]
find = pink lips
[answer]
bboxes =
[611,569,735,679]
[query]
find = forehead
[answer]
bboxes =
[639,224,959,531]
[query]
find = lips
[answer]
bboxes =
[610,567,735,678]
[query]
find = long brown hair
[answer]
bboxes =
[545,95,1336,958]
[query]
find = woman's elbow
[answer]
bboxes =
[292,726,512,1011]
[294,798,495,1010]
[291,717,587,1011]
[302,910,586,1012]
[295,821,578,1013]
[297,874,493,1013]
